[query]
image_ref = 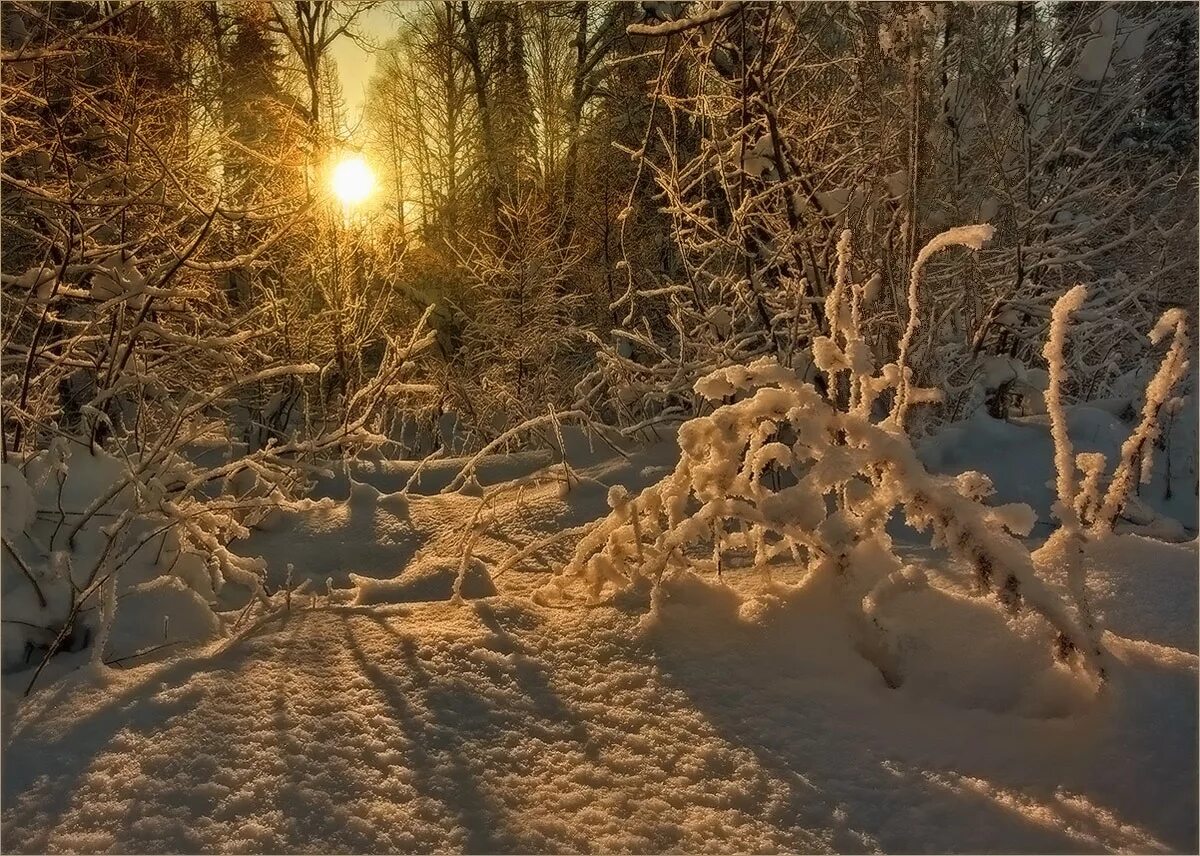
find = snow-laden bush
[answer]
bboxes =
[537,228,1145,689]
[1,315,439,693]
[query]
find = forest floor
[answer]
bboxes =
[2,419,1197,854]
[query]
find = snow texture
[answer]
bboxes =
[2,524,1195,853]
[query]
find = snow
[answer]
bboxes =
[815,187,851,217]
[919,404,1197,534]
[106,576,223,660]
[2,521,1195,852]
[4,0,1197,847]
[0,464,35,540]
[352,556,497,604]
[1076,9,1158,82]
[884,169,908,199]
[740,134,776,180]
[1076,8,1120,83]
[1,361,1195,853]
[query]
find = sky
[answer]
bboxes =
[330,3,404,137]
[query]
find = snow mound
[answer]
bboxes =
[1080,534,1198,655]
[647,567,1090,719]
[232,481,421,590]
[351,556,497,605]
[0,464,35,539]
[106,577,223,662]
[881,580,1092,718]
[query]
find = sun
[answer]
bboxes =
[331,155,375,206]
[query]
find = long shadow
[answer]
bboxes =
[86,614,393,853]
[3,600,601,853]
[1,642,259,852]
[342,617,514,853]
[348,606,600,852]
[471,601,596,759]
[643,583,1193,853]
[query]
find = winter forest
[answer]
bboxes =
[0,1,1197,852]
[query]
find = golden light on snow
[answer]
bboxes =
[331,155,375,206]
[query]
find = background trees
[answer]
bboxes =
[3,0,1195,457]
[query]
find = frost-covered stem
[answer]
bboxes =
[401,447,444,496]
[455,475,558,600]
[228,596,262,637]
[1093,309,1191,532]
[24,568,110,696]
[549,405,573,490]
[611,45,669,325]
[63,464,143,549]
[628,498,645,569]
[51,467,68,550]
[1074,452,1107,528]
[829,229,853,345]
[496,523,600,577]
[454,527,484,605]
[828,229,854,410]
[893,224,995,429]
[104,639,185,669]
[1043,285,1087,532]
[627,2,744,37]
[1035,286,1104,698]
[443,409,590,494]
[82,514,132,591]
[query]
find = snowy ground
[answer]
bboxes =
[2,421,1197,853]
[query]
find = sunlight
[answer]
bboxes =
[331,155,375,206]
[3,2,1194,852]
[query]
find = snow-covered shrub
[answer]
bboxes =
[1032,285,1105,676]
[1033,283,1192,540]
[538,229,1108,687]
[1026,284,1190,684]
[0,309,438,691]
